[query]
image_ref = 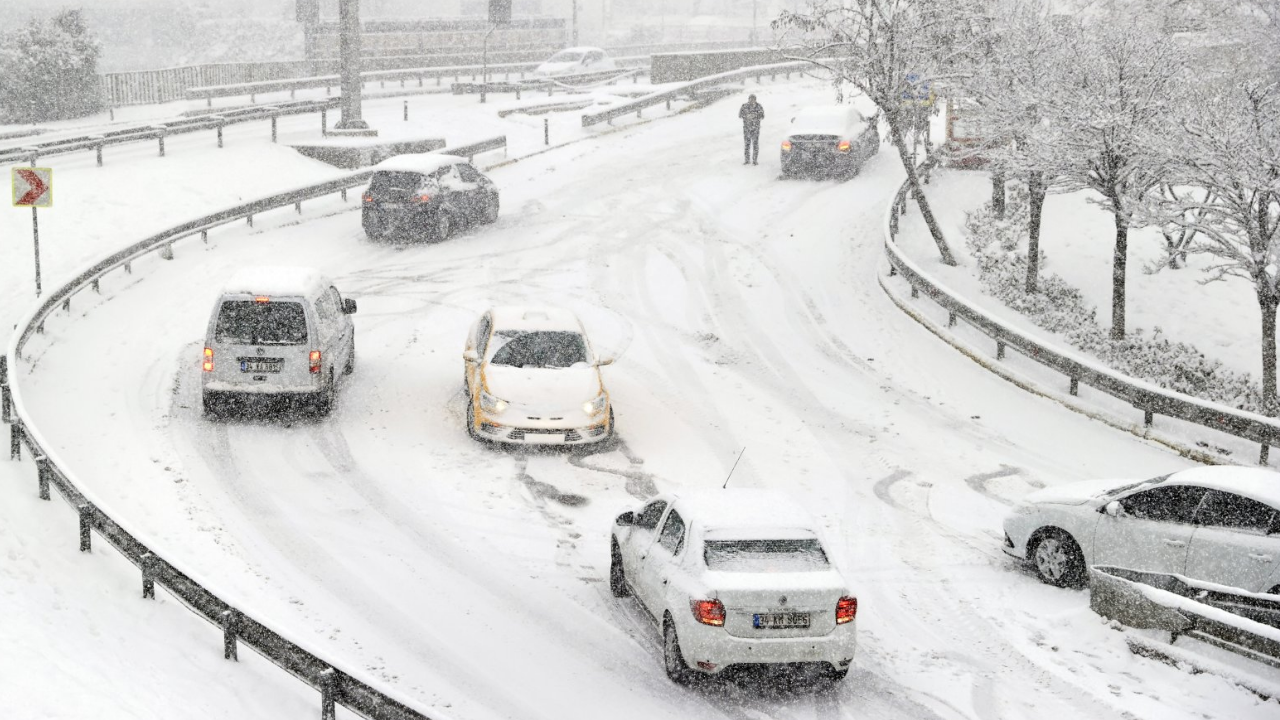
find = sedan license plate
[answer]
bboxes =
[240,359,281,374]
[754,612,810,630]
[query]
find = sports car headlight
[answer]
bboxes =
[481,390,508,415]
[582,393,607,416]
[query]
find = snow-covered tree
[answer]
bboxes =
[773,0,990,266]
[1048,14,1184,338]
[964,0,1070,293]
[1141,80,1280,413]
[0,10,103,123]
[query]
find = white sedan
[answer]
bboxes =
[1004,466,1280,592]
[610,490,858,683]
[532,47,617,78]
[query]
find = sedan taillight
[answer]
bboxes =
[837,140,852,152]
[362,193,373,203]
[414,193,431,203]
[309,350,322,374]
[781,140,792,151]
[202,347,214,372]
[691,599,726,626]
[836,596,858,624]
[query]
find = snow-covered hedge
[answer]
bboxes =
[963,187,1266,414]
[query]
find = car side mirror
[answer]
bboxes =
[1102,500,1123,518]
[596,355,616,367]
[343,298,357,314]
[616,511,635,526]
[463,349,479,362]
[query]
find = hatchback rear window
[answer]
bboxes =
[704,539,830,572]
[215,301,308,345]
[369,171,424,199]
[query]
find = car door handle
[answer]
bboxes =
[1162,539,1186,547]
[1249,553,1274,563]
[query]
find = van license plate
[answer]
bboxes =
[754,613,810,629]
[240,360,281,373]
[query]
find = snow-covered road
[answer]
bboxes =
[14,80,1272,719]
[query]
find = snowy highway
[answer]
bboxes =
[13,80,1269,720]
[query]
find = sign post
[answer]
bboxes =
[12,167,52,297]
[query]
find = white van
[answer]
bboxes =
[201,267,356,417]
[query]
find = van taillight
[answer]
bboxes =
[691,599,725,627]
[837,140,852,152]
[309,350,321,373]
[836,596,858,624]
[202,347,214,372]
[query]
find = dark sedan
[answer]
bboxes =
[362,154,499,242]
[781,106,879,179]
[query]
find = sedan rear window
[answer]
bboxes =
[369,171,425,199]
[489,331,588,368]
[215,301,308,345]
[704,539,830,572]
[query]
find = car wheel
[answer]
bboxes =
[610,539,630,598]
[1268,585,1280,595]
[484,195,500,224]
[1030,530,1086,588]
[315,369,336,417]
[663,617,692,685]
[433,211,452,242]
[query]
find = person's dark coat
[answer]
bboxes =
[739,100,764,133]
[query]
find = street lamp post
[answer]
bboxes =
[335,0,369,131]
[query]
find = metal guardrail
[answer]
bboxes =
[0,100,340,167]
[881,155,1280,465]
[580,60,810,128]
[187,56,652,104]
[2,137,506,720]
[1089,566,1280,668]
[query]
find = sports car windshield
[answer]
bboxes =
[489,330,588,368]
[704,539,830,572]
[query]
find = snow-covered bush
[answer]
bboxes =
[0,10,104,123]
[963,191,1266,413]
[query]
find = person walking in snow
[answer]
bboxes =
[739,94,764,165]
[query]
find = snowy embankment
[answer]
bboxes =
[8,75,1275,720]
[887,169,1276,465]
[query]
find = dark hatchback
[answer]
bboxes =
[361,154,500,242]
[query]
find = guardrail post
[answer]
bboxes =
[92,279,100,293]
[36,454,50,500]
[78,504,92,551]
[217,122,224,148]
[250,92,256,104]
[156,127,167,157]
[341,189,348,202]
[0,356,8,423]
[1262,444,1270,466]
[544,118,549,146]
[1144,410,1154,427]
[403,100,408,122]
[271,115,278,143]
[320,109,327,135]
[1069,378,1079,396]
[95,139,104,167]
[141,552,156,599]
[11,421,22,461]
[159,243,174,260]
[418,74,423,87]
[637,108,642,119]
[246,215,254,228]
[201,229,208,243]
[910,285,919,299]
[666,98,671,111]
[320,668,337,720]
[947,311,956,327]
[996,341,1006,360]
[222,609,241,660]
[295,201,302,214]
[888,264,897,277]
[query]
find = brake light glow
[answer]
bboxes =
[837,140,852,152]
[415,194,432,203]
[781,140,792,151]
[202,347,214,372]
[362,193,373,203]
[836,596,858,624]
[691,599,726,627]
[254,296,270,304]
[309,350,321,374]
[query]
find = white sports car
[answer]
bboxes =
[1004,466,1280,592]
[610,490,858,683]
[532,47,617,78]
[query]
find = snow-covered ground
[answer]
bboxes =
[5,82,1278,719]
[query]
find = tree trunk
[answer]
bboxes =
[1025,171,1045,294]
[1110,213,1128,339]
[992,171,1006,220]
[887,115,957,266]
[1261,291,1279,416]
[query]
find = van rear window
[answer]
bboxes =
[215,301,307,345]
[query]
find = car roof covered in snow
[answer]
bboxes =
[675,489,819,540]
[221,266,329,299]
[1163,466,1280,507]
[790,105,864,135]
[551,46,606,56]
[372,153,467,175]
[489,306,583,332]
